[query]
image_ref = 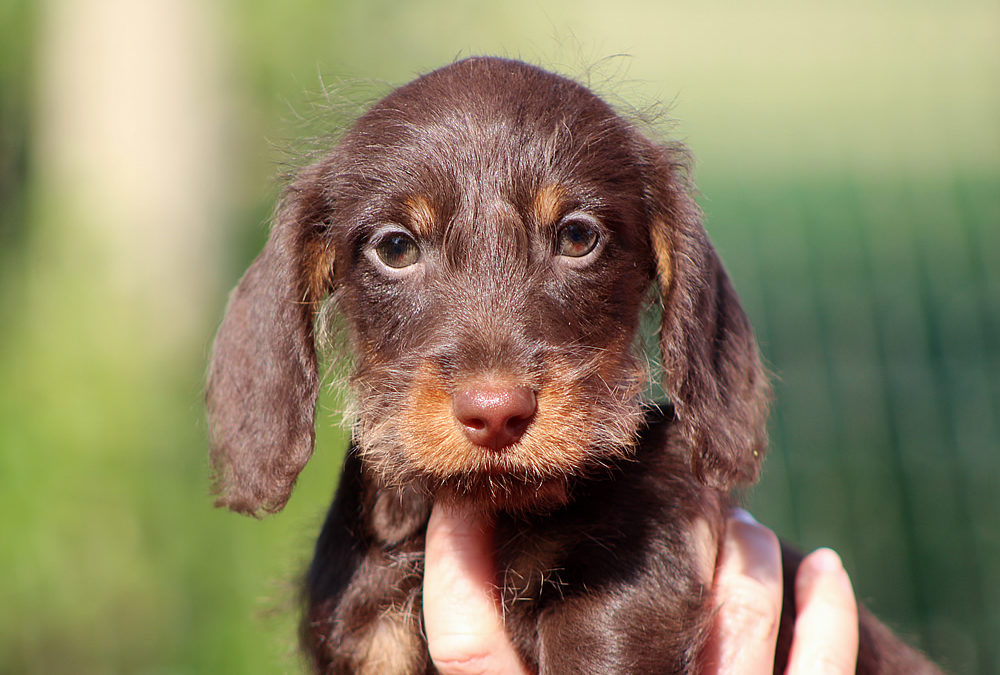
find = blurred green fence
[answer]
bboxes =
[711,175,1000,672]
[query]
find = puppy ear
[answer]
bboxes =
[645,145,771,487]
[206,167,334,516]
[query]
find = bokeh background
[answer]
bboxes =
[1,0,997,672]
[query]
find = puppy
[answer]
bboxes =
[207,56,938,674]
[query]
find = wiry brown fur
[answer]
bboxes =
[207,57,939,673]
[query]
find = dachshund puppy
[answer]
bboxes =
[206,57,938,673]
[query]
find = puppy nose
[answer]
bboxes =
[453,385,537,450]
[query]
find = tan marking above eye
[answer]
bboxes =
[532,183,566,227]
[404,195,436,237]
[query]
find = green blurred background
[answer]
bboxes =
[1,0,997,672]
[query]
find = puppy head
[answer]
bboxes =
[206,57,769,515]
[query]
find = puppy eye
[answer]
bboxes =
[373,231,420,269]
[556,214,600,258]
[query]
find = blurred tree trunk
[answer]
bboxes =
[34,0,233,358]
[3,4,239,671]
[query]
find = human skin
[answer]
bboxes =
[423,504,859,675]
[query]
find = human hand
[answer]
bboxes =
[423,502,531,675]
[701,508,859,674]
[423,503,859,674]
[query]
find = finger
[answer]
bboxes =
[702,508,784,675]
[785,548,859,675]
[423,502,530,675]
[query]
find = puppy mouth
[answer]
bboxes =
[351,352,647,511]
[435,472,573,514]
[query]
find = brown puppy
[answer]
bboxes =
[206,57,938,674]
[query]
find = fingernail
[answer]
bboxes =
[808,547,843,572]
[730,507,759,525]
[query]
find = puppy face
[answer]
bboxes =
[206,57,769,516]
[321,64,656,507]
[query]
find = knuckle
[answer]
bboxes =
[792,650,855,675]
[428,637,495,675]
[717,579,782,639]
[433,656,493,675]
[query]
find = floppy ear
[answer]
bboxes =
[645,144,771,487]
[206,167,334,516]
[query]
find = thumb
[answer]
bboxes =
[423,502,530,675]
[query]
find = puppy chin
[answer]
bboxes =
[433,473,572,515]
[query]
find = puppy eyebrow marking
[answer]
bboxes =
[532,183,566,228]
[404,195,437,237]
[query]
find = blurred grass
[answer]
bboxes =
[1,0,997,673]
